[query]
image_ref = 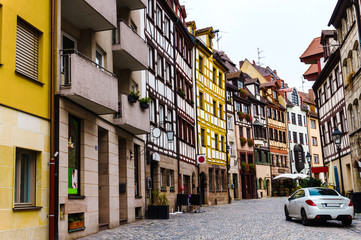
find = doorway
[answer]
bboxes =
[98,128,109,230]
[200,172,206,205]
[232,173,238,199]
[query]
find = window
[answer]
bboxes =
[150,98,155,122]
[272,109,276,120]
[208,35,212,48]
[291,113,296,124]
[283,132,286,143]
[215,170,220,190]
[269,128,273,140]
[199,56,203,74]
[299,133,304,144]
[213,68,216,83]
[219,72,222,88]
[279,130,282,142]
[68,115,81,195]
[260,107,265,118]
[199,92,204,109]
[167,169,174,187]
[253,105,259,116]
[239,126,243,137]
[273,90,277,99]
[313,155,319,164]
[16,18,40,81]
[164,17,170,39]
[311,119,316,129]
[274,129,278,141]
[246,128,251,139]
[147,0,153,17]
[255,85,260,95]
[244,105,249,114]
[221,136,225,152]
[156,7,162,30]
[238,80,244,89]
[157,55,163,77]
[297,114,302,126]
[165,62,171,83]
[268,108,271,118]
[159,105,165,127]
[219,104,223,119]
[227,116,232,129]
[312,137,317,146]
[281,112,284,122]
[201,128,206,147]
[324,83,328,101]
[213,101,217,116]
[293,132,298,143]
[230,142,234,156]
[277,111,281,121]
[226,91,231,101]
[236,102,241,112]
[209,169,213,191]
[291,89,298,105]
[215,134,219,150]
[221,170,225,191]
[15,148,36,206]
[96,48,104,68]
[148,46,154,70]
[340,111,346,132]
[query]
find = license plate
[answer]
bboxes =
[325,203,339,207]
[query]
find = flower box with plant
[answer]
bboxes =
[128,90,140,103]
[68,214,85,231]
[160,186,166,192]
[247,138,254,147]
[187,99,194,106]
[240,162,248,172]
[239,88,248,99]
[177,87,186,98]
[138,97,151,109]
[170,186,175,192]
[248,163,256,172]
[240,137,247,146]
[245,113,252,122]
[238,111,245,121]
[148,190,169,219]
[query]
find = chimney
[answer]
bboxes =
[253,60,256,65]
[308,89,315,101]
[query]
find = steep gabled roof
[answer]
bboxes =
[300,37,323,64]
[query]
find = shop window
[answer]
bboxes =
[68,115,81,195]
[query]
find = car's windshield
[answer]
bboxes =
[309,188,339,196]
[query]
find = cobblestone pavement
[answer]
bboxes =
[80,197,361,240]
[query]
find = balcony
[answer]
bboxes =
[113,94,150,135]
[60,49,118,114]
[62,0,116,31]
[116,0,146,10]
[112,21,147,71]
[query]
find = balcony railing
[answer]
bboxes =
[112,21,147,71]
[60,49,118,114]
[113,93,150,135]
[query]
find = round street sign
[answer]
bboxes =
[197,155,206,164]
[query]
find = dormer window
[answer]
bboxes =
[208,35,212,48]
[291,89,299,105]
[255,85,259,95]
[273,90,277,99]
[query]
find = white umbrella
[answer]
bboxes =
[273,173,309,180]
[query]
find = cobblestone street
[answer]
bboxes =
[80,197,361,240]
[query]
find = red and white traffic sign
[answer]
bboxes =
[197,155,206,164]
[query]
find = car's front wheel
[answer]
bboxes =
[284,206,291,221]
[342,219,352,226]
[301,208,310,226]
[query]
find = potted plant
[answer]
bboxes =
[273,190,278,197]
[285,188,290,197]
[249,163,256,172]
[68,214,84,230]
[240,137,247,146]
[245,113,252,122]
[238,111,245,121]
[247,138,254,147]
[128,90,140,103]
[148,190,169,219]
[241,162,248,172]
[138,97,151,109]
[177,87,186,98]
[239,88,248,99]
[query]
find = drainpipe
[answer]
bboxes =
[174,23,180,198]
[50,0,58,239]
[225,84,231,204]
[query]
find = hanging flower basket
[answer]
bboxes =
[239,89,248,99]
[240,137,247,146]
[247,138,254,147]
[245,113,252,122]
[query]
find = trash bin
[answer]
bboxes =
[351,192,361,213]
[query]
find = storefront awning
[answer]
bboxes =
[311,167,328,173]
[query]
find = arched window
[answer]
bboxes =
[348,50,354,73]
[349,104,355,130]
[354,99,361,128]
[353,41,361,70]
[291,89,299,105]
[258,178,263,190]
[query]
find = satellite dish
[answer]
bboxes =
[152,127,161,138]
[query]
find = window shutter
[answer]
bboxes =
[16,19,39,81]
[261,151,265,164]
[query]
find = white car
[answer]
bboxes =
[284,187,354,226]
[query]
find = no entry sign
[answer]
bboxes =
[197,155,206,164]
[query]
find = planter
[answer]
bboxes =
[68,220,84,230]
[140,102,149,109]
[128,95,139,103]
[147,205,169,219]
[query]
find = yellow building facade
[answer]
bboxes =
[188,23,228,205]
[0,0,51,239]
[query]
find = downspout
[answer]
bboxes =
[50,0,57,239]
[194,41,201,201]
[225,82,231,204]
[174,23,180,197]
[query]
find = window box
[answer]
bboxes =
[139,97,150,109]
[170,186,175,192]
[161,186,166,192]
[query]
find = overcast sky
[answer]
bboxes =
[182,0,338,92]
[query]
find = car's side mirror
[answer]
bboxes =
[288,197,292,201]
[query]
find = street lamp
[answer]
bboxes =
[332,127,345,196]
